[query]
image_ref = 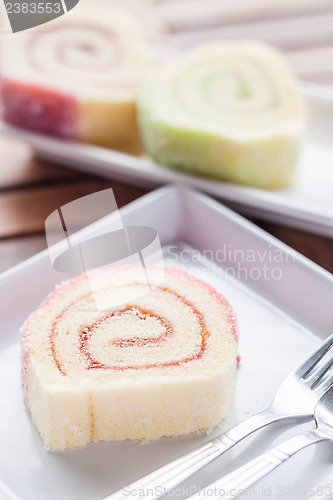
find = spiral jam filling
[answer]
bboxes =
[48,283,221,376]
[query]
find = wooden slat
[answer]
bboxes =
[0,180,110,238]
[0,135,82,190]
[256,220,333,274]
[0,179,148,239]
[0,158,83,190]
[0,180,148,273]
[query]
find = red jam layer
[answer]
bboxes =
[1,79,78,138]
[49,284,212,375]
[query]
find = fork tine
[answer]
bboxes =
[295,333,333,379]
[313,371,333,394]
[308,359,333,389]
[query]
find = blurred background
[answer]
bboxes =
[117,0,333,85]
[0,0,332,274]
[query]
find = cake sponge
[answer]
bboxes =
[1,7,147,153]
[21,266,238,450]
[138,41,306,189]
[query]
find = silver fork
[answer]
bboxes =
[190,383,333,500]
[107,333,333,500]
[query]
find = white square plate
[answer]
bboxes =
[0,187,332,500]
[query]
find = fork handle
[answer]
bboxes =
[106,408,291,500]
[191,429,326,500]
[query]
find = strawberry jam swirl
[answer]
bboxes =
[49,281,236,376]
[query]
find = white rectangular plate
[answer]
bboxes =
[0,187,333,500]
[1,82,333,238]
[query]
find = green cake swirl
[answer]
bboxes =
[139,42,306,189]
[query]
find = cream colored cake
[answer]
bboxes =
[1,7,148,153]
[21,266,238,450]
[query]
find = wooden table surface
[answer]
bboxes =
[0,0,332,275]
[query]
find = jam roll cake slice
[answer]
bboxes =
[21,266,238,450]
[138,41,306,189]
[0,7,148,153]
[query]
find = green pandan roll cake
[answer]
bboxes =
[138,41,306,189]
